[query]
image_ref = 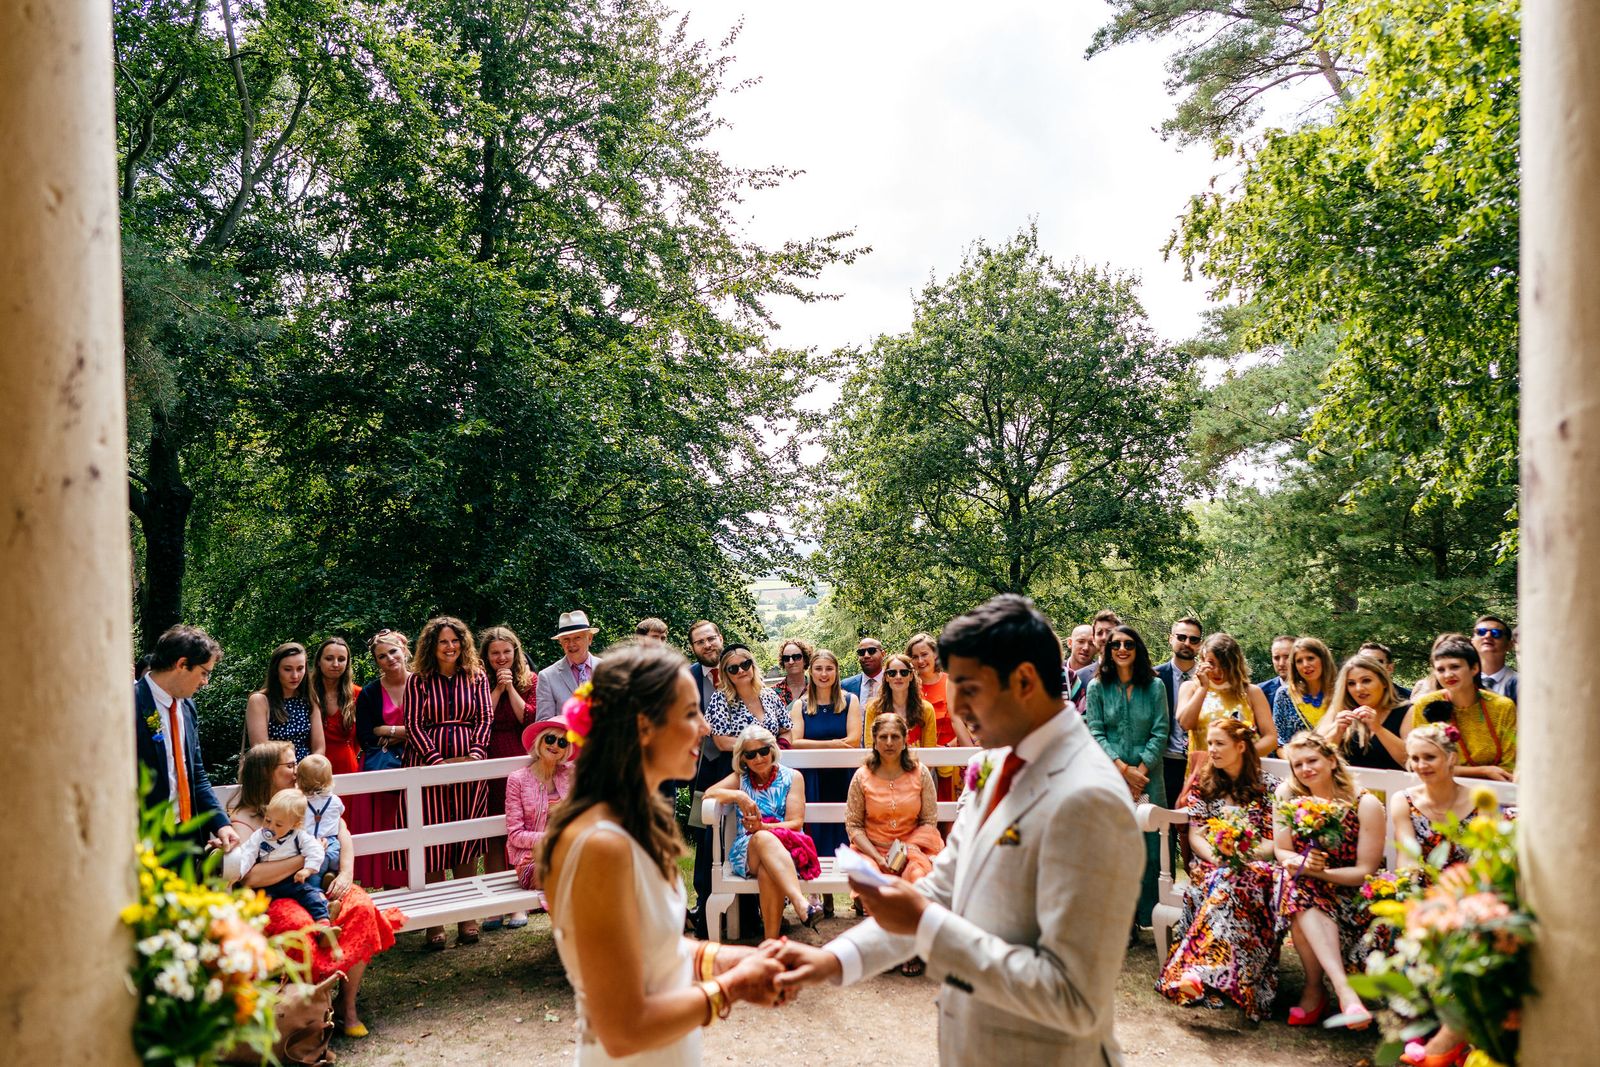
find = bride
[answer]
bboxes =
[541,640,784,1063]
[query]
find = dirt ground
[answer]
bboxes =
[336,909,1378,1066]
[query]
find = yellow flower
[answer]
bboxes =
[1369,900,1408,920]
[1470,787,1499,815]
[1464,1051,1507,1067]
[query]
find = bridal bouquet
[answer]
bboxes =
[1203,809,1260,875]
[1360,870,1418,905]
[1352,789,1534,1066]
[1277,795,1348,851]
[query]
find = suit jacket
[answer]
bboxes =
[689,662,732,791]
[842,672,884,710]
[1259,676,1285,708]
[135,677,229,837]
[535,656,597,722]
[832,710,1143,1065]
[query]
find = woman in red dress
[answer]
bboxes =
[354,629,411,889]
[907,632,972,804]
[405,616,494,949]
[478,624,538,930]
[311,637,361,774]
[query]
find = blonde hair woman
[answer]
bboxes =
[1319,654,1410,769]
[787,648,861,891]
[354,628,410,889]
[1272,636,1338,745]
[1174,633,1276,786]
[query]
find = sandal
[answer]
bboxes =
[900,957,925,978]
[456,921,481,945]
[481,916,504,932]
[424,927,446,951]
[504,912,529,929]
[340,1021,370,1039]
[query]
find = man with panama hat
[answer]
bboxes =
[535,610,601,722]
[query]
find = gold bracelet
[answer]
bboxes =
[700,941,719,982]
[697,979,726,1026]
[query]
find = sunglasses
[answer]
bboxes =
[856,647,882,657]
[541,734,570,749]
[883,668,913,678]
[1108,639,1137,652]
[743,745,772,760]
[1173,633,1201,644]
[1474,627,1507,639]
[779,652,805,664]
[725,659,756,675]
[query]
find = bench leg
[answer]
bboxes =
[705,893,735,943]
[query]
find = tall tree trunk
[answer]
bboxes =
[128,410,192,651]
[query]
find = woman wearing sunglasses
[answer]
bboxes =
[1084,625,1170,933]
[704,724,822,939]
[704,644,792,750]
[771,639,813,708]
[504,716,575,911]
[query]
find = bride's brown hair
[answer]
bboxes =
[539,640,690,882]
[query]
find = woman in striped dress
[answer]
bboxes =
[405,615,494,949]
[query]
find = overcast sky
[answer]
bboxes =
[678,1,1225,364]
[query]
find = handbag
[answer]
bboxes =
[363,745,403,772]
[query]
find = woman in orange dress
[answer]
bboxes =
[908,632,971,803]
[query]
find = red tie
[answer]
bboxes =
[710,667,721,689]
[167,701,193,822]
[984,752,1026,821]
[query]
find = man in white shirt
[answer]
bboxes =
[536,610,601,721]
[842,636,886,708]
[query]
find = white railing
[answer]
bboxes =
[213,748,985,893]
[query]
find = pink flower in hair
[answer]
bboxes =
[563,681,594,748]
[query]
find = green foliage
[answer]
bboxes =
[1171,0,1521,547]
[813,226,1195,631]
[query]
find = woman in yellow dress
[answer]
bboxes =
[1404,634,1515,781]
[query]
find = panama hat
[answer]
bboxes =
[551,610,599,639]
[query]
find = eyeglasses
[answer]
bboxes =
[725,659,755,675]
[1108,639,1137,651]
[1173,634,1201,645]
[883,668,913,678]
[743,745,772,760]
[779,653,805,664]
[1474,627,1507,639]
[856,647,882,657]
[542,735,570,749]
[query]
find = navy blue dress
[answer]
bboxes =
[799,702,852,857]
[268,696,314,761]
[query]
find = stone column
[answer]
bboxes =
[1521,1,1600,1061]
[0,1,136,1063]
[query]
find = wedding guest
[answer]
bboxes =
[135,624,237,850]
[309,637,360,774]
[705,643,792,745]
[505,718,574,906]
[908,631,972,803]
[1084,625,1170,931]
[704,724,820,939]
[405,615,494,949]
[1271,637,1337,749]
[788,648,861,876]
[1391,724,1476,1067]
[540,642,784,1060]
[479,624,538,930]
[228,741,398,1038]
[1472,614,1518,703]
[1260,635,1296,706]
[845,712,943,975]
[246,642,323,760]
[634,617,669,643]
[1405,636,1516,780]
[1092,609,1122,655]
[1319,654,1411,770]
[1175,633,1277,786]
[536,610,601,722]
[354,629,410,889]
[862,652,937,748]
[1157,719,1281,1021]
[1359,641,1412,700]
[1273,731,1385,1030]
[772,638,813,707]
[1064,624,1098,711]
[1155,617,1203,822]
[842,636,886,709]
[686,619,727,939]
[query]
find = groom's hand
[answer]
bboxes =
[766,938,841,990]
[850,877,927,936]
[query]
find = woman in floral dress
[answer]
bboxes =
[1274,730,1386,1029]
[1157,718,1281,1020]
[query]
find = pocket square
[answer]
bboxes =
[996,823,1022,847]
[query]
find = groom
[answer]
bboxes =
[775,595,1143,1064]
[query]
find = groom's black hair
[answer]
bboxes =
[937,594,1065,701]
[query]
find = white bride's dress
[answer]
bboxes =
[551,820,700,1065]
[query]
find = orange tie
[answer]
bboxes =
[984,752,1026,821]
[168,701,192,822]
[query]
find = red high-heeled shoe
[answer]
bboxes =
[1400,1039,1468,1066]
[1287,996,1328,1026]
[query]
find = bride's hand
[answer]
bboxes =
[719,943,785,1007]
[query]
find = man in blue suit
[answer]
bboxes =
[1260,635,1296,707]
[135,625,238,850]
[1154,617,1202,808]
[841,636,885,710]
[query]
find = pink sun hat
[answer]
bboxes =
[523,714,574,759]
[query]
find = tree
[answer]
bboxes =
[1170,0,1521,547]
[813,227,1195,630]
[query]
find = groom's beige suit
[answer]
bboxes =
[827,707,1143,1065]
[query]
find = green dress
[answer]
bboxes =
[1085,675,1171,925]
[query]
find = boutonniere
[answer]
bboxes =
[996,823,1022,847]
[965,753,994,794]
[145,709,164,743]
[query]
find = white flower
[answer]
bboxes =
[136,935,167,957]
[203,978,224,1004]
[174,940,199,962]
[199,941,221,963]
[154,964,195,1001]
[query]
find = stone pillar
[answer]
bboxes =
[1521,1,1600,1061]
[0,1,136,1063]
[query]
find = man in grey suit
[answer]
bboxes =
[535,610,600,721]
[776,595,1143,1065]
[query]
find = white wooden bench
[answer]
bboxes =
[701,747,980,942]
[1141,760,1519,961]
[217,755,538,932]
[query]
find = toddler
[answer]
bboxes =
[296,754,345,885]
[240,788,329,921]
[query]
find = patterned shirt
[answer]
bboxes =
[706,687,792,740]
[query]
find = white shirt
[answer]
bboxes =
[830,707,1077,983]
[860,670,884,708]
[146,675,182,800]
[303,792,345,842]
[239,825,324,876]
[1481,665,1517,695]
